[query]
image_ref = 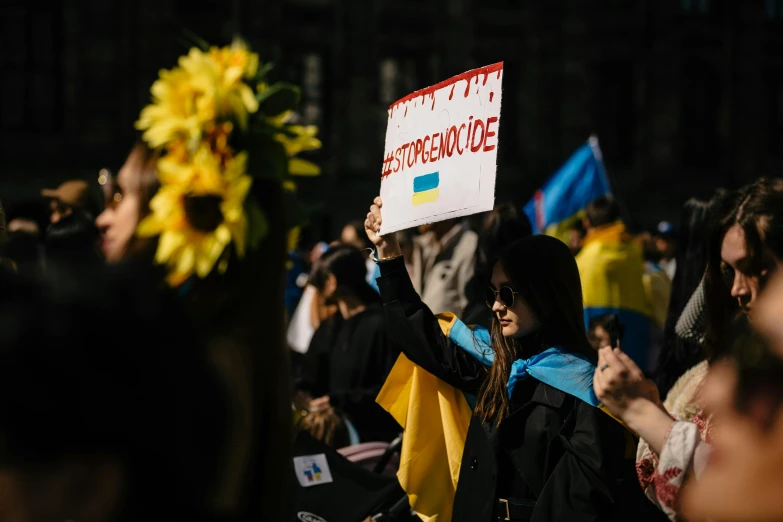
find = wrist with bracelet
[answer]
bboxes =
[370,251,402,263]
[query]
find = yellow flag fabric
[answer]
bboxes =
[375,313,473,522]
[576,221,648,315]
[543,210,585,246]
[576,221,651,368]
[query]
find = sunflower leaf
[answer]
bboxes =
[257,83,300,116]
[232,128,288,182]
[256,61,275,81]
[289,157,321,176]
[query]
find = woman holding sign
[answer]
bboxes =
[365,197,650,522]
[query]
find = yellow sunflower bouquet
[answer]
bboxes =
[135,39,320,286]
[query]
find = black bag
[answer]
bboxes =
[284,431,405,522]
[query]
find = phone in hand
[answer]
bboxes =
[606,314,623,350]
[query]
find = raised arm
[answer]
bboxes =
[366,198,486,393]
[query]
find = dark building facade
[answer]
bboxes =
[2,0,783,236]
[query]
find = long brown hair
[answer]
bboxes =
[704,178,783,356]
[474,235,595,424]
[298,408,351,449]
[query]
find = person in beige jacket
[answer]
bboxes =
[410,218,477,318]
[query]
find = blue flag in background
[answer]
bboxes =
[523,137,611,237]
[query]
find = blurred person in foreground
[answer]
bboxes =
[593,178,783,520]
[681,315,783,522]
[90,37,323,520]
[577,195,651,369]
[0,262,224,521]
[92,136,291,517]
[410,217,478,318]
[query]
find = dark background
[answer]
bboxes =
[2,0,783,240]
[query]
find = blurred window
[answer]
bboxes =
[302,53,323,126]
[767,0,783,19]
[764,68,783,159]
[593,60,635,168]
[681,0,711,13]
[0,3,62,132]
[680,59,721,168]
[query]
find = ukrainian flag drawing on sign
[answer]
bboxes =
[412,172,440,206]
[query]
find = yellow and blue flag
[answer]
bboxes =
[576,222,651,369]
[522,138,652,368]
[523,137,610,240]
[412,172,440,206]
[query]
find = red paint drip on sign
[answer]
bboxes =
[489,92,494,102]
[388,62,504,112]
[449,85,455,100]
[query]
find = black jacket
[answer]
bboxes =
[303,303,402,442]
[378,256,652,522]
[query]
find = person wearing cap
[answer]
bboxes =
[41,180,96,224]
[654,221,677,281]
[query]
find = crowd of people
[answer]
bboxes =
[283,179,783,521]
[1,41,783,522]
[5,167,783,520]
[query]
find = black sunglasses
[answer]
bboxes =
[485,285,519,309]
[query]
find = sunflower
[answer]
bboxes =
[135,66,215,149]
[180,43,260,130]
[137,145,253,286]
[135,38,319,286]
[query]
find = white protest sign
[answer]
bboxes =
[378,62,503,235]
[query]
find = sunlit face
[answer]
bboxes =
[755,271,783,358]
[682,361,783,522]
[721,224,765,316]
[490,262,540,338]
[95,156,143,263]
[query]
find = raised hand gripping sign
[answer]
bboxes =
[379,63,503,235]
